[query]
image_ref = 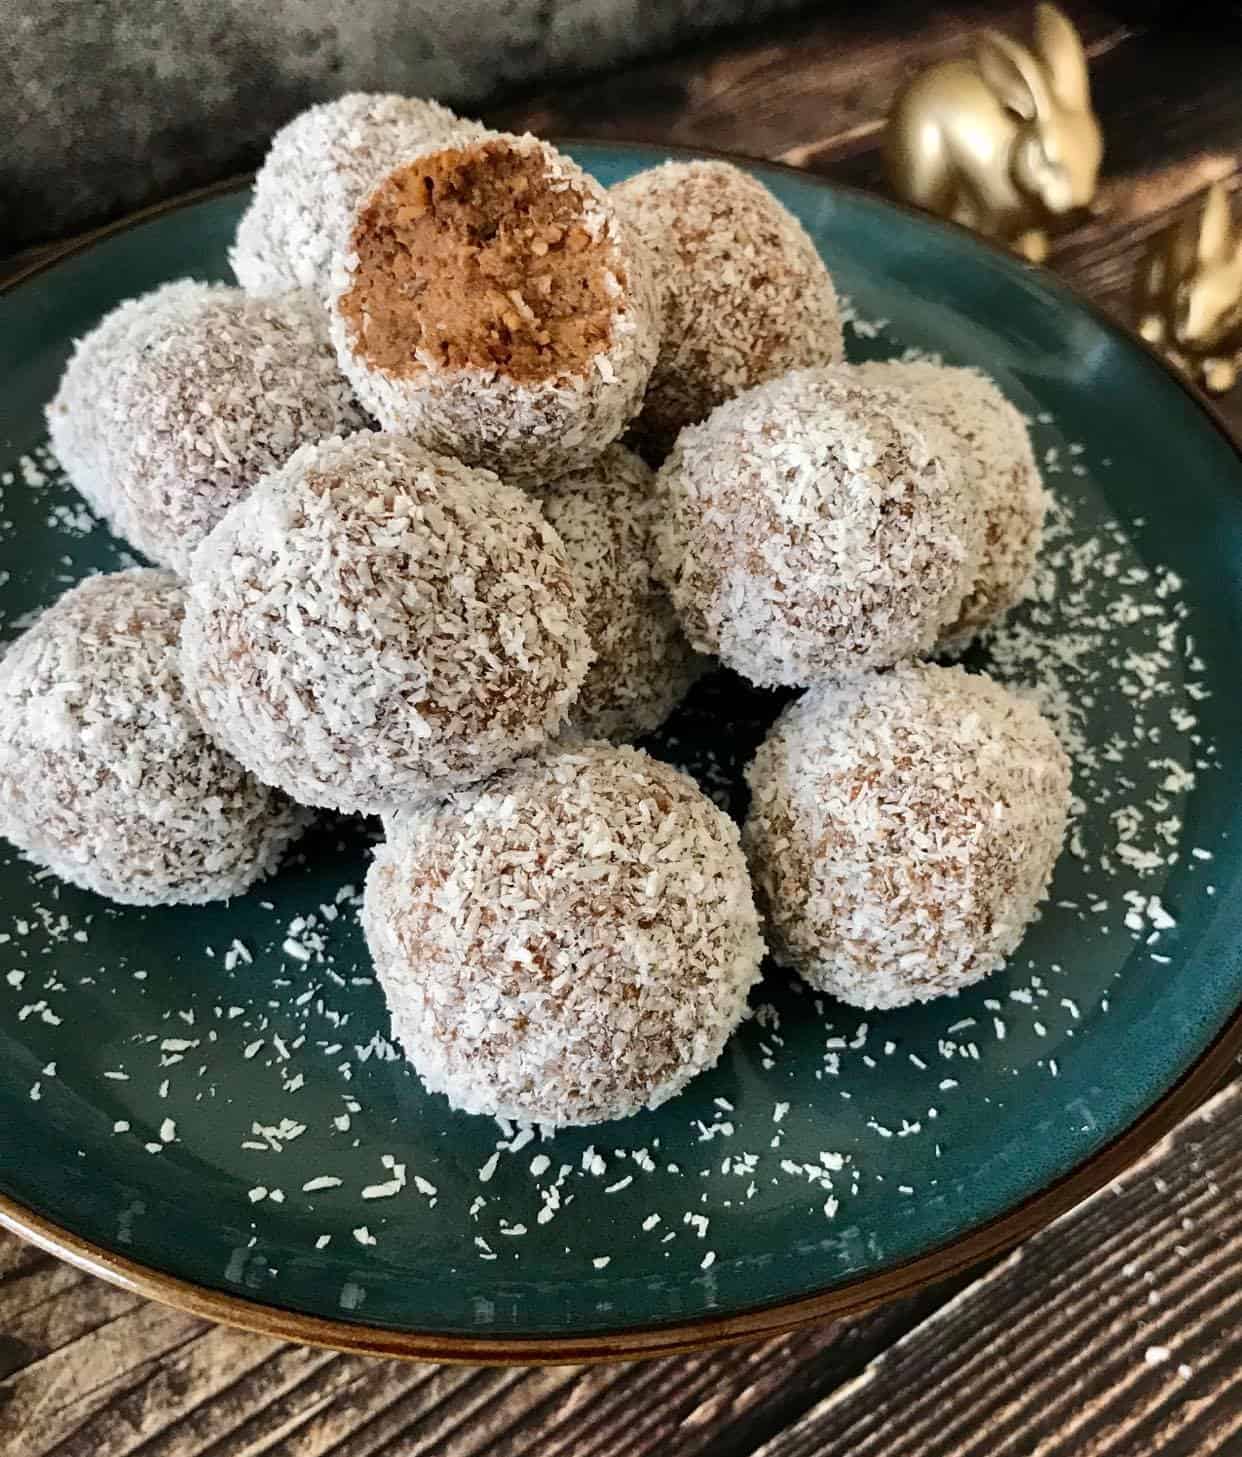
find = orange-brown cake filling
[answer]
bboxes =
[340,140,622,385]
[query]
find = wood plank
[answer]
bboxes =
[0,1303,205,1454]
[751,1077,1242,1457]
[39,1326,300,1457]
[491,2,1130,161]
[0,1274,142,1379]
[0,1260,83,1327]
[0,1249,950,1457]
[0,1241,50,1284]
[138,1348,391,1457]
[429,1301,956,1457]
[246,1362,474,1457]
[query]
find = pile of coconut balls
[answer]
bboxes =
[1,94,1073,1128]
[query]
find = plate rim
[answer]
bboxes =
[3,141,1241,1365]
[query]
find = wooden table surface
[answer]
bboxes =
[3,4,1242,1454]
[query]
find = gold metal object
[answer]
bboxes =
[1137,181,1242,395]
[885,4,1103,262]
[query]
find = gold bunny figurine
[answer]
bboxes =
[1137,181,1242,395]
[885,3,1102,262]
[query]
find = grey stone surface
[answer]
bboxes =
[2,0,805,255]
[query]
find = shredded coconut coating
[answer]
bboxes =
[231,93,487,297]
[856,360,1048,647]
[744,663,1071,1009]
[612,160,843,457]
[95,284,366,574]
[534,445,704,742]
[655,367,982,687]
[181,433,593,816]
[0,570,308,905]
[364,744,765,1126]
[45,280,208,530]
[330,135,661,487]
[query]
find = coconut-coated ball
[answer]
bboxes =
[231,93,487,297]
[534,445,704,742]
[612,160,843,457]
[0,570,307,905]
[331,133,660,486]
[100,284,365,574]
[46,280,206,529]
[744,664,1071,1009]
[364,744,765,1126]
[655,367,982,687]
[180,433,593,816]
[856,360,1047,648]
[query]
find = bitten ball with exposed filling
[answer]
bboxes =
[180,432,593,816]
[78,283,365,574]
[364,744,766,1126]
[231,92,487,297]
[0,570,307,905]
[744,663,1071,1009]
[533,445,704,742]
[331,134,660,486]
[611,160,843,457]
[655,367,982,687]
[856,359,1047,648]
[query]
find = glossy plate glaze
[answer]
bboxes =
[2,144,1242,1363]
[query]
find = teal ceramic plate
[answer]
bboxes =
[3,144,1242,1363]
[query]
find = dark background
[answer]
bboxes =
[2,0,808,256]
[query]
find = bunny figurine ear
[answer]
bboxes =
[976,29,1051,121]
[1034,3,1092,111]
[1198,182,1235,266]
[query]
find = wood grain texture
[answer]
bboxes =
[0,1272,949,1457]
[752,1078,1242,1457]
[490,2,1130,160]
[5,8,1242,1456]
